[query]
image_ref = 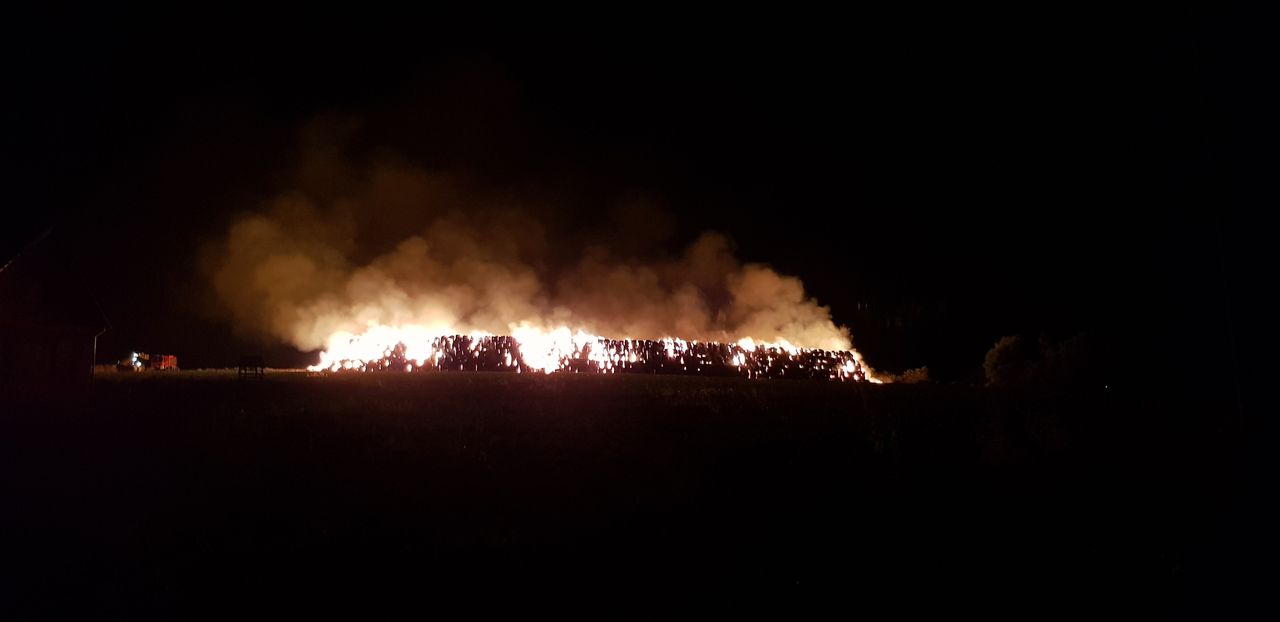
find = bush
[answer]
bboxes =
[984,333,1095,391]
[894,367,931,384]
[984,335,1031,388]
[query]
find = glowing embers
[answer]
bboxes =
[309,326,876,382]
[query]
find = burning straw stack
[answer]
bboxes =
[321,335,869,382]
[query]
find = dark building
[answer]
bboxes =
[0,232,108,393]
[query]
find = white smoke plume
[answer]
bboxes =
[204,127,855,356]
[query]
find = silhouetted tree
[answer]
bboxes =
[984,335,1032,388]
[984,333,1096,391]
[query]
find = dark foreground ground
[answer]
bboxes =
[0,371,1247,616]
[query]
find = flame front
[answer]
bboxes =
[309,323,882,382]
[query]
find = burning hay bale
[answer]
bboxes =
[309,333,873,382]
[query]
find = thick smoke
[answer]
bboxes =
[205,128,854,355]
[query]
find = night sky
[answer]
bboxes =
[1,6,1255,384]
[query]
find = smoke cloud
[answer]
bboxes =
[204,124,855,356]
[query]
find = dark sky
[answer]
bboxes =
[1,5,1253,382]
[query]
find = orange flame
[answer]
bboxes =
[308,323,882,382]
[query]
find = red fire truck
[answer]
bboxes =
[117,352,178,372]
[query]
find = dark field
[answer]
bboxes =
[1,372,1232,615]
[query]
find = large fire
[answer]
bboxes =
[308,324,882,382]
[209,163,885,382]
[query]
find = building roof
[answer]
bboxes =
[0,230,109,333]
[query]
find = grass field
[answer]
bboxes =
[1,371,1226,615]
